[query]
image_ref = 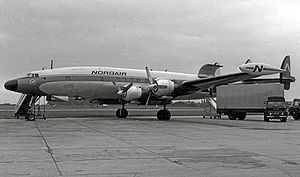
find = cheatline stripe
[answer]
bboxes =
[35,74,185,84]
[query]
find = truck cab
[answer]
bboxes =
[264,96,288,122]
[289,99,300,120]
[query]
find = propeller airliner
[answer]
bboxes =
[5,56,290,121]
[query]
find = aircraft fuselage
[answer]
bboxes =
[6,66,198,102]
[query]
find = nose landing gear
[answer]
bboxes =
[25,113,36,121]
[116,104,128,118]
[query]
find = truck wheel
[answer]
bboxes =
[264,116,269,122]
[237,113,247,120]
[293,114,300,120]
[280,117,287,122]
[228,115,236,120]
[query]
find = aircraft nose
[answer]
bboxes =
[4,79,18,91]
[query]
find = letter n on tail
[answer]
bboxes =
[253,65,263,72]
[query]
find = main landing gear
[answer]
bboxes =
[157,105,171,121]
[115,104,171,120]
[116,104,128,118]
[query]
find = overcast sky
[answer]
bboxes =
[0,0,299,103]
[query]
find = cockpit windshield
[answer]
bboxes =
[267,101,286,108]
[27,73,39,78]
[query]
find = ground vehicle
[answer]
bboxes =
[264,96,288,122]
[289,99,300,120]
[217,83,284,120]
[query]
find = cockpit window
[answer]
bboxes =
[27,73,39,77]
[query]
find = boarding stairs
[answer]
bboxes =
[15,94,43,120]
[205,97,217,110]
[203,97,220,119]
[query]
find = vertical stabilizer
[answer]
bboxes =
[198,63,223,78]
[245,59,252,64]
[280,56,292,90]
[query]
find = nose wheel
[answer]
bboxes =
[116,104,128,118]
[25,114,36,121]
[157,105,171,121]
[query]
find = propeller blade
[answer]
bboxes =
[121,83,133,92]
[112,81,121,92]
[112,82,133,96]
[145,92,151,106]
[112,81,117,87]
[145,66,154,84]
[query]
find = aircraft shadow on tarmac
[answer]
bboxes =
[118,116,294,130]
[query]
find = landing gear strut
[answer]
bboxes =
[157,105,171,121]
[116,104,128,118]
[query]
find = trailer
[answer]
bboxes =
[216,83,284,120]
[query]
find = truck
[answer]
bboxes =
[264,96,288,122]
[289,99,300,120]
[216,83,285,121]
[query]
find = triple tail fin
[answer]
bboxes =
[198,62,223,78]
[245,59,252,64]
[280,56,294,90]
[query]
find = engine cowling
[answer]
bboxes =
[122,86,142,101]
[46,95,69,102]
[152,80,175,96]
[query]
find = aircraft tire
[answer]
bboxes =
[116,108,128,118]
[293,114,300,120]
[264,115,269,122]
[25,114,36,121]
[157,110,171,121]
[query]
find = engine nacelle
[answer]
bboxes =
[46,95,69,102]
[239,63,284,75]
[123,86,142,101]
[152,80,175,96]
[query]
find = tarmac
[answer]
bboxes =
[0,115,299,177]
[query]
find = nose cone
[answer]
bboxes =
[4,79,18,91]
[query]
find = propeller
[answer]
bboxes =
[112,82,133,98]
[145,66,159,105]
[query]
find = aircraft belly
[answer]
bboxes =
[39,81,118,99]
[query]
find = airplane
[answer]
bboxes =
[4,57,289,121]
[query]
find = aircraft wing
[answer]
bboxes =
[172,72,258,96]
